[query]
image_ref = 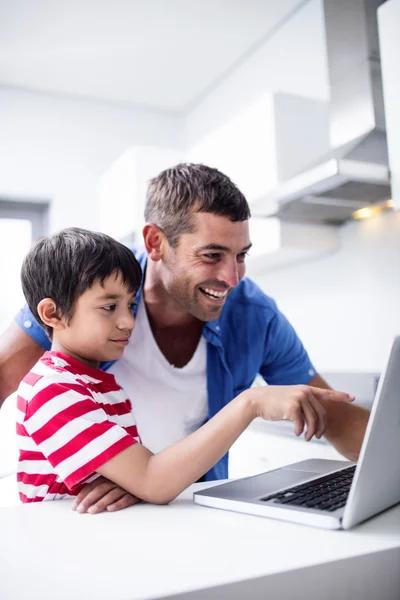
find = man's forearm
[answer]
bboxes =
[321,400,370,462]
[308,373,370,461]
[0,323,45,405]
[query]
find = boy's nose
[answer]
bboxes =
[117,310,135,331]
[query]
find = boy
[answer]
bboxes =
[17,227,353,509]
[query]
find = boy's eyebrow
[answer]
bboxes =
[97,292,137,301]
[197,243,252,253]
[97,293,122,300]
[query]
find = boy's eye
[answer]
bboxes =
[102,304,116,312]
[128,302,137,311]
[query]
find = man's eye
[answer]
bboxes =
[237,252,249,262]
[204,253,220,260]
[102,305,116,312]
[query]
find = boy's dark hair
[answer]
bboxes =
[145,163,251,247]
[21,227,142,336]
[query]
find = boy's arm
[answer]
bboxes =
[97,393,254,505]
[0,323,45,405]
[94,386,354,506]
[72,476,141,513]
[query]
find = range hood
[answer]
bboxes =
[252,0,391,225]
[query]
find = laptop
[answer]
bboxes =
[194,336,400,529]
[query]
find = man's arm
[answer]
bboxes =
[309,374,370,462]
[0,322,45,405]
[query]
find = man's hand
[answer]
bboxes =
[72,476,141,514]
[245,385,354,442]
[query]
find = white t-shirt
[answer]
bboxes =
[108,295,208,453]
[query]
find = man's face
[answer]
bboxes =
[56,271,136,367]
[161,212,251,321]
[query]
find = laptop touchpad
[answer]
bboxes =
[202,469,318,501]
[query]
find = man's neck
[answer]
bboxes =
[142,261,203,368]
[142,260,199,330]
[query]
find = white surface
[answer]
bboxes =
[2,411,399,597]
[0,0,303,110]
[0,481,399,600]
[379,0,400,210]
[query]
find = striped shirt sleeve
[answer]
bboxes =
[22,377,137,490]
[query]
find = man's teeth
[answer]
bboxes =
[201,287,227,299]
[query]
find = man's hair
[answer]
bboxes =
[21,227,142,336]
[145,163,251,247]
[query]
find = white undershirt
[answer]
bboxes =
[108,295,208,453]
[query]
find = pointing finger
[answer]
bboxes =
[306,387,355,403]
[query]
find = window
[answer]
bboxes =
[0,199,49,333]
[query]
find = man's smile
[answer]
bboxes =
[198,286,229,301]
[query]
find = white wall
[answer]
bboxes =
[187,94,279,203]
[185,0,328,146]
[254,211,400,372]
[98,146,183,241]
[0,88,183,233]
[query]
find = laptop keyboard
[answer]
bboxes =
[260,465,356,512]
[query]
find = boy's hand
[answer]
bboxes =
[246,385,354,442]
[72,476,141,514]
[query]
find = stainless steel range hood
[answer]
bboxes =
[252,0,391,225]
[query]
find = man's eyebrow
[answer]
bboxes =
[197,243,253,253]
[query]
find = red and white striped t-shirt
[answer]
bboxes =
[16,351,139,503]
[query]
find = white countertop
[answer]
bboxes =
[1,480,399,600]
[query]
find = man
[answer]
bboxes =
[0,163,369,509]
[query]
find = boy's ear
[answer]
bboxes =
[37,299,66,331]
[142,223,167,261]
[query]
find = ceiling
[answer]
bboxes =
[0,0,307,111]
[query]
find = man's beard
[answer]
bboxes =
[167,275,225,322]
[163,251,226,322]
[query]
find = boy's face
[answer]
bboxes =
[54,271,136,368]
[160,212,251,322]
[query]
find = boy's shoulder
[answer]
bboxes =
[18,353,96,405]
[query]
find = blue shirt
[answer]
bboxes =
[15,246,316,481]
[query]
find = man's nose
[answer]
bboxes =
[218,260,239,289]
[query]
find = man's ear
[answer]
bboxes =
[142,223,167,261]
[37,299,66,331]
